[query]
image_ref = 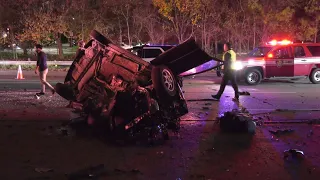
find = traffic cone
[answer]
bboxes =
[16,65,25,80]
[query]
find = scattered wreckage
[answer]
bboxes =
[218,110,256,134]
[55,30,220,143]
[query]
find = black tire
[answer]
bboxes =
[245,69,262,85]
[309,68,320,84]
[152,65,177,99]
[90,30,112,46]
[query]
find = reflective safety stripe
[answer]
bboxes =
[265,60,294,66]
[294,58,320,64]
[241,60,294,67]
[222,50,237,70]
[241,57,320,67]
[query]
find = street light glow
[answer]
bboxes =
[2,32,7,38]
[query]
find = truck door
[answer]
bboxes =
[266,46,294,77]
[293,46,311,76]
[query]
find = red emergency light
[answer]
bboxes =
[267,53,273,58]
[266,39,292,46]
[268,40,277,46]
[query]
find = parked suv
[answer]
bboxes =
[130,45,175,62]
[235,40,320,85]
[55,30,213,143]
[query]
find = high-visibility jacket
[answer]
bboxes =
[222,49,236,70]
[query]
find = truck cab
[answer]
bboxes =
[236,40,320,85]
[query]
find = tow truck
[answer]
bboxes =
[235,40,320,85]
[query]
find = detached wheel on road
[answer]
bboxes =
[245,69,262,85]
[90,30,112,46]
[309,68,320,84]
[152,65,177,100]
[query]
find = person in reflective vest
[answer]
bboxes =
[212,42,239,101]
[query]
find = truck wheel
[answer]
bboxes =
[152,65,177,100]
[90,30,111,46]
[309,68,320,84]
[245,69,262,85]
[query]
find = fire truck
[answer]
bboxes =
[235,40,320,85]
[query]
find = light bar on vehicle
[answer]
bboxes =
[266,39,293,46]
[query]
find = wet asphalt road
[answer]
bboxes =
[183,73,320,122]
[1,70,320,122]
[1,70,320,179]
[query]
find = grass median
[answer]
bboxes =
[0,64,69,71]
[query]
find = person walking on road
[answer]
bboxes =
[212,42,239,102]
[34,44,55,96]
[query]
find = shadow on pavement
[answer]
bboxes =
[283,157,317,180]
[181,121,257,180]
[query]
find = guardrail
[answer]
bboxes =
[0,60,72,66]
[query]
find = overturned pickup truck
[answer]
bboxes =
[55,30,217,143]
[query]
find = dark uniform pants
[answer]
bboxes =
[216,62,222,77]
[217,71,239,99]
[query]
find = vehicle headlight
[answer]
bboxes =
[233,61,243,70]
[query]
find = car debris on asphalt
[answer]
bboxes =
[54,30,221,144]
[218,110,256,134]
[269,129,295,135]
[67,164,107,180]
[284,149,305,159]
[34,168,54,173]
[239,91,250,96]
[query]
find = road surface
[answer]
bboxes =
[0,70,320,180]
[1,70,319,122]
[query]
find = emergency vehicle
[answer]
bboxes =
[235,40,320,85]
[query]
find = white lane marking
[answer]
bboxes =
[244,88,258,91]
[246,109,320,111]
[184,92,297,94]
[249,92,296,93]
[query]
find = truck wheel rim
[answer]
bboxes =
[162,69,174,91]
[248,72,259,83]
[314,71,320,82]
